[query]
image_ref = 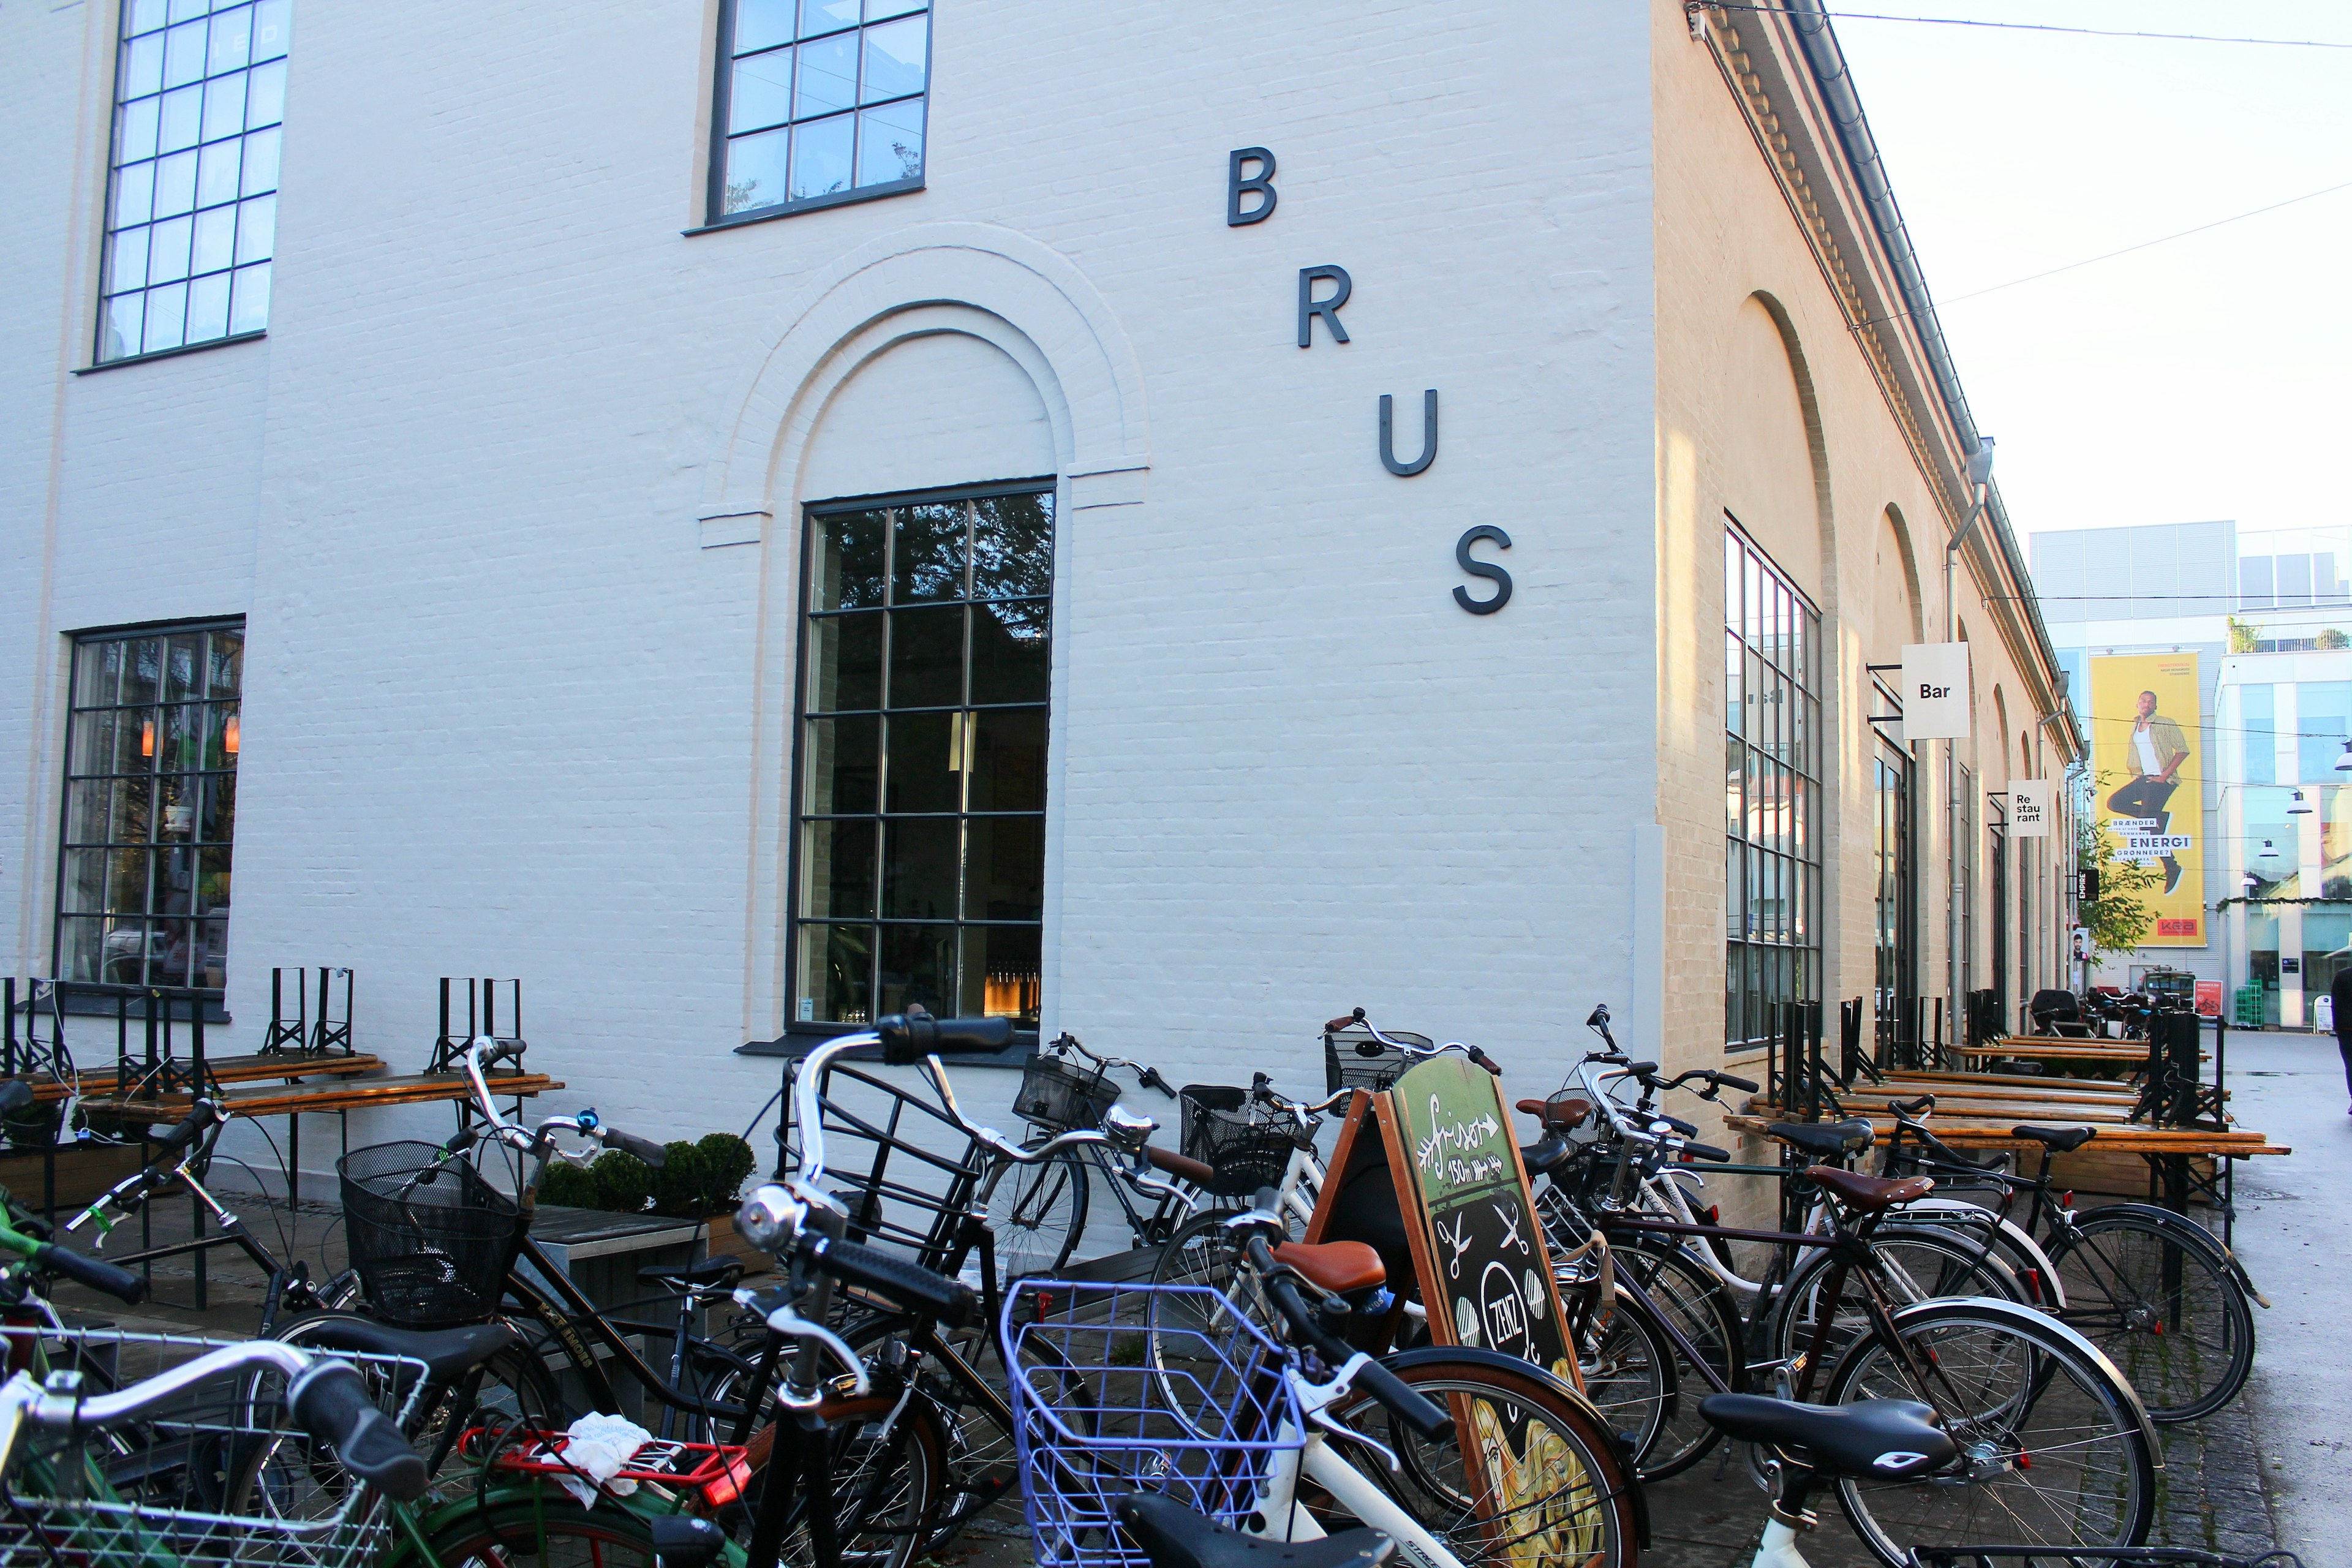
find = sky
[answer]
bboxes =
[1825,2,2352,547]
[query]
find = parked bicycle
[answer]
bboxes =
[1017,1196,1640,1568]
[1537,1008,2160,1567]
[1877,1095,2263,1422]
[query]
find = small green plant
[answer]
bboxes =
[2228,615,2264,654]
[590,1151,655,1215]
[698,1133,758,1213]
[537,1159,598,1208]
[2320,628,2349,650]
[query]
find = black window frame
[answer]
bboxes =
[52,616,245,1015]
[702,0,932,232]
[1724,520,1824,1053]
[779,478,1054,1047]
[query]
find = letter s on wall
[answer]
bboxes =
[1454,526,1512,614]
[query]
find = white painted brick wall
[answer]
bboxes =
[6,1,1658,1180]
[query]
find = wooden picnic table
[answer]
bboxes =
[1724,1110,2286,1158]
[7,1052,386,1104]
[79,1070,564,1122]
[1964,1036,2205,1067]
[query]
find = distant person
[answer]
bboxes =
[2332,960,2352,1114]
[2106,689,2190,895]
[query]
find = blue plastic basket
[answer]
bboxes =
[1003,1280,1303,1568]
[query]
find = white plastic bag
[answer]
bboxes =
[546,1411,652,1508]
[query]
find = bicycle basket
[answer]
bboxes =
[1004,1280,1300,1568]
[1014,1050,1118,1133]
[1324,1024,1433,1095]
[1178,1087,1302,1198]
[0,1326,426,1568]
[338,1139,524,1328]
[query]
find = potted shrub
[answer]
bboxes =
[535,1133,764,1267]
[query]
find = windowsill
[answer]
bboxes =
[684,177,924,236]
[74,330,266,375]
[736,1019,1035,1068]
[51,993,230,1025]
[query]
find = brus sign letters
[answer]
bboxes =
[1900,643,1972,740]
[2009,780,2051,837]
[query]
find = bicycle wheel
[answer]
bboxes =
[1606,1235,1748,1480]
[986,1146,1088,1283]
[1826,1298,2156,1567]
[1323,1351,1638,1567]
[2048,1209,2255,1422]
[1572,1291,1672,1466]
[420,1496,660,1567]
[1770,1226,2022,1372]
[1147,1205,1265,1427]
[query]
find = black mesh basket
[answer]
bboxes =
[1324,1025,1433,1095]
[337,1140,524,1328]
[1012,1050,1117,1133]
[1179,1086,1304,1198]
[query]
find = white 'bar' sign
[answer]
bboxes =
[1899,643,1971,740]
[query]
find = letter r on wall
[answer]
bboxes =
[1298,265,1351,347]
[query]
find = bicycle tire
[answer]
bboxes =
[987,1145,1088,1283]
[1572,1284,1673,1468]
[1604,1235,1749,1480]
[1323,1349,1641,1567]
[412,1496,665,1568]
[1768,1224,2024,1371]
[1826,1297,2157,1567]
[2047,1208,2255,1422]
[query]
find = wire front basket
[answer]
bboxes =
[1178,1087,1303,1198]
[1323,1023,1433,1095]
[1004,1280,1301,1568]
[339,1140,524,1327]
[1014,1047,1118,1133]
[0,1327,426,1568]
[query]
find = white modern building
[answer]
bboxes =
[2031,520,2352,1025]
[6,0,2076,1176]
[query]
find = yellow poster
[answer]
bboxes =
[2090,653,2204,946]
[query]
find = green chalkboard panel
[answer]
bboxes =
[1387,1053,1578,1389]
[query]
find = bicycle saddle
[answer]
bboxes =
[1115,1492,1393,1568]
[2010,1125,2095,1153]
[1271,1240,1385,1295]
[1806,1166,1933,1212]
[285,1317,523,1384]
[1695,1394,1954,1479]
[637,1254,744,1290]
[1766,1120,1874,1158]
[1516,1096,1593,1129]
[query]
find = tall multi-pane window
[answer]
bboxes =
[792,487,1050,1030]
[98,0,288,364]
[711,0,928,222]
[1724,524,1823,1050]
[1872,680,1914,1027]
[56,624,242,992]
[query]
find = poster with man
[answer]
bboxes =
[2090,653,2204,945]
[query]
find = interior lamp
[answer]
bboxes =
[2260,839,2278,861]
[2289,789,2313,815]
[223,714,239,756]
[2336,740,2352,772]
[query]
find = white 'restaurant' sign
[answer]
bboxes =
[2010,779,2051,837]
[1899,643,1972,740]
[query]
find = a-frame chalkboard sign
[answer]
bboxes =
[1305,1051,1581,1393]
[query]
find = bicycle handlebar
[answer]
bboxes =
[459,1039,666,1169]
[150,1099,227,1155]
[807,1234,978,1327]
[1329,1008,1502,1076]
[286,1359,431,1501]
[32,1241,146,1304]
[876,1011,1012,1065]
[0,1341,428,1501]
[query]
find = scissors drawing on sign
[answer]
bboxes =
[1493,1200,1525,1255]
[1435,1212,1472,1280]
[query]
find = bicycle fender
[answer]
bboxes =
[1875,1294,2162,1463]
[1376,1344,1651,1550]
[1904,1199,2066,1311]
[2071,1202,2266,1305]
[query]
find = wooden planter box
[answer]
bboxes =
[701,1213,772,1275]
[0,1141,145,1213]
